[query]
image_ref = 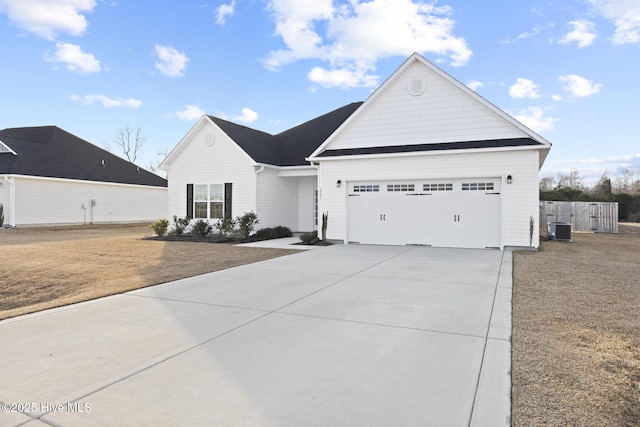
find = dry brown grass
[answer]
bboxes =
[0,224,299,320]
[512,224,640,427]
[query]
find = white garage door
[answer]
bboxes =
[347,179,501,248]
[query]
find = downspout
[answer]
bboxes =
[310,162,320,231]
[254,165,265,215]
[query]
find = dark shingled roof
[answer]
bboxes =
[0,126,167,187]
[208,102,364,166]
[316,138,543,157]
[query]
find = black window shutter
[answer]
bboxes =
[224,183,232,218]
[186,184,193,218]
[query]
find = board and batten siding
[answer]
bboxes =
[165,121,255,222]
[7,175,166,226]
[255,166,298,230]
[328,61,527,151]
[317,149,542,248]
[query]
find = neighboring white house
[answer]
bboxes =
[0,126,167,227]
[161,53,551,249]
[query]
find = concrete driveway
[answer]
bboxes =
[0,244,512,427]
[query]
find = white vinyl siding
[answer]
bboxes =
[327,61,527,150]
[297,176,316,232]
[256,167,298,230]
[318,149,541,249]
[0,178,10,224]
[164,121,255,221]
[7,175,166,226]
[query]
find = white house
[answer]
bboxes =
[160,53,551,249]
[0,126,167,227]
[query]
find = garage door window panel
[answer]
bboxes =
[387,184,415,192]
[462,182,494,191]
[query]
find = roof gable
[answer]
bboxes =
[163,103,362,169]
[309,53,551,165]
[0,126,167,187]
[0,139,17,155]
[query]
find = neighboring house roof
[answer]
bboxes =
[0,126,167,187]
[207,102,364,167]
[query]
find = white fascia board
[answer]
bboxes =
[278,166,317,177]
[7,174,168,190]
[251,163,317,177]
[311,143,549,164]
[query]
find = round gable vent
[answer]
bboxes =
[408,79,426,96]
[205,134,215,146]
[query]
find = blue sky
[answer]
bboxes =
[1,0,639,186]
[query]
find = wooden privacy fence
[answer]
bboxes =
[539,201,618,233]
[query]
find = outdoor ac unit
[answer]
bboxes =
[548,222,571,241]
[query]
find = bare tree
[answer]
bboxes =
[556,169,583,190]
[539,175,555,192]
[114,126,145,163]
[146,148,169,179]
[101,139,111,153]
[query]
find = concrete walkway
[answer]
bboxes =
[0,244,512,427]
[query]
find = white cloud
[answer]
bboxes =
[70,94,142,108]
[0,0,96,40]
[558,74,602,98]
[263,0,471,89]
[308,66,379,89]
[466,80,484,91]
[590,0,640,44]
[49,42,101,74]
[232,107,259,124]
[154,44,189,77]
[513,106,557,132]
[502,25,542,44]
[509,78,541,99]
[175,105,205,121]
[216,0,236,25]
[559,20,597,48]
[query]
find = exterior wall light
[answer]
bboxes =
[336,180,342,188]
[507,175,513,184]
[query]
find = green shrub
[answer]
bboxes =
[149,219,169,236]
[274,225,293,237]
[255,227,277,239]
[255,226,292,240]
[215,215,236,236]
[0,203,4,227]
[171,215,191,236]
[236,212,259,238]
[191,219,212,237]
[300,230,318,244]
